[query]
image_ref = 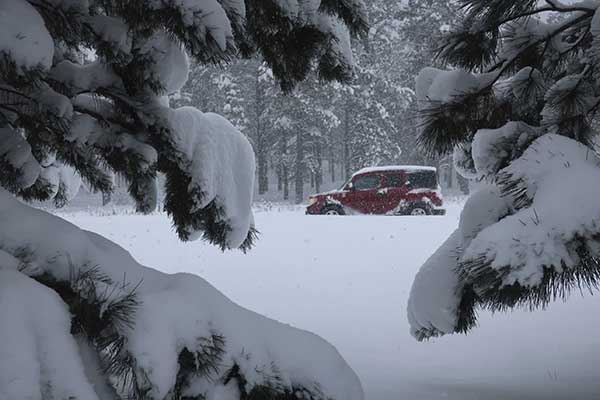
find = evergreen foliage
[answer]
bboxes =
[1,0,367,249]
[409,0,600,340]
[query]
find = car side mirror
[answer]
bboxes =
[346,182,354,191]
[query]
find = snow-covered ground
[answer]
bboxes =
[62,201,600,400]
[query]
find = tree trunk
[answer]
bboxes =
[343,102,352,180]
[257,151,268,194]
[283,165,289,200]
[330,157,335,183]
[294,130,304,204]
[315,144,322,193]
[328,129,336,182]
[255,67,269,195]
[277,164,283,192]
[458,173,470,194]
[102,191,111,206]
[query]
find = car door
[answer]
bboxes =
[379,173,406,213]
[346,174,383,214]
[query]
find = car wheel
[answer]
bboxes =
[408,204,431,216]
[322,205,345,215]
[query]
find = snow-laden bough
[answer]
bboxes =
[408,132,600,340]
[0,190,364,400]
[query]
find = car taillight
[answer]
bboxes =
[433,188,443,206]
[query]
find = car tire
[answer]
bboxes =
[321,205,345,215]
[407,203,431,216]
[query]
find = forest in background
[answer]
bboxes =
[170,0,468,203]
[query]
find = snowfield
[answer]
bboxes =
[62,202,600,400]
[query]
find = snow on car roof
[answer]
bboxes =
[352,165,437,176]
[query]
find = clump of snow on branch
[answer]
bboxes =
[471,121,541,179]
[88,15,132,53]
[318,14,354,68]
[0,0,54,71]
[458,185,510,248]
[167,107,256,248]
[407,230,463,341]
[137,32,190,95]
[147,0,234,51]
[464,135,600,286]
[50,61,121,93]
[416,67,494,103]
[0,127,41,189]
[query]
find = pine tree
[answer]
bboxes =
[408,0,600,341]
[266,75,339,203]
[336,0,412,174]
[0,0,368,398]
[338,79,403,171]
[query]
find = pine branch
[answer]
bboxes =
[437,3,594,81]
[319,0,369,37]
[457,238,600,314]
[435,25,498,71]
[32,260,147,398]
[224,363,328,400]
[170,334,226,400]
[417,89,500,155]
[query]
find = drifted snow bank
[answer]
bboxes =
[416,67,496,103]
[408,132,600,339]
[0,190,363,400]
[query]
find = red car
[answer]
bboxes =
[306,166,445,216]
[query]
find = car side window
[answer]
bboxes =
[406,171,437,190]
[353,175,381,190]
[385,174,403,188]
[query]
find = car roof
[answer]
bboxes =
[352,165,436,177]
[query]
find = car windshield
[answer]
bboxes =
[339,177,352,190]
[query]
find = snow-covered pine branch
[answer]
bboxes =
[0,190,363,400]
[409,0,600,340]
[1,0,367,249]
[0,0,368,398]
